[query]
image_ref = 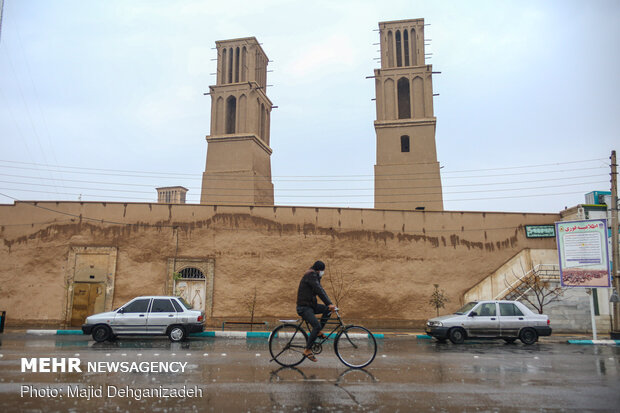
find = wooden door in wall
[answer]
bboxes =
[70,282,106,327]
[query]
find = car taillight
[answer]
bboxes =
[197,315,203,322]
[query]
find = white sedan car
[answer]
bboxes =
[82,296,205,342]
[425,300,551,345]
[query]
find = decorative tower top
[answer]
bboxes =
[215,37,269,89]
[378,19,426,69]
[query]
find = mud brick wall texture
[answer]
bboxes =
[0,202,559,328]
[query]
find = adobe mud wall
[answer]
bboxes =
[0,202,559,328]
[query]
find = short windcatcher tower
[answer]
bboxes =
[200,37,274,206]
[373,19,443,211]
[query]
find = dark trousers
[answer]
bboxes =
[297,305,332,350]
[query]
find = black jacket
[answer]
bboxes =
[296,269,332,309]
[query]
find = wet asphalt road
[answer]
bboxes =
[0,333,618,412]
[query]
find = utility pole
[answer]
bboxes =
[0,0,5,44]
[611,150,619,337]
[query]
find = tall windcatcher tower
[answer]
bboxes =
[373,19,443,211]
[200,37,274,206]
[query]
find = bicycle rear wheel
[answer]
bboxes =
[334,325,377,368]
[269,324,308,367]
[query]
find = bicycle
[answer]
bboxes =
[268,308,377,369]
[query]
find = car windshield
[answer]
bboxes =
[454,302,477,315]
[177,297,193,310]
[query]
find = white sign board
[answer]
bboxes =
[555,219,611,288]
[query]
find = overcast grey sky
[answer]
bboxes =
[0,0,618,213]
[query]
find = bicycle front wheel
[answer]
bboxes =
[334,325,377,368]
[269,324,308,367]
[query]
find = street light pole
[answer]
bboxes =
[610,150,619,337]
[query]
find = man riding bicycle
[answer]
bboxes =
[296,260,337,362]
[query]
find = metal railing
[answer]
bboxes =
[493,263,560,301]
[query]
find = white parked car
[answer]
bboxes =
[425,300,551,345]
[82,296,205,342]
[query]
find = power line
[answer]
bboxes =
[1,178,603,196]
[0,162,607,182]
[0,157,607,179]
[0,171,607,191]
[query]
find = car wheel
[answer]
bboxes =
[92,325,111,343]
[503,338,516,344]
[519,328,538,345]
[448,328,466,344]
[168,326,186,342]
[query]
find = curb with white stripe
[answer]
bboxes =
[26,330,83,335]
[418,334,619,345]
[568,339,620,346]
[26,330,384,339]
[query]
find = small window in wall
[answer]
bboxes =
[395,30,402,67]
[403,30,410,66]
[226,95,236,134]
[387,31,394,67]
[179,267,205,279]
[397,77,411,119]
[400,135,410,152]
[228,47,233,83]
[221,48,227,84]
[235,47,240,82]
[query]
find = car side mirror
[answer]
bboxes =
[469,311,477,317]
[118,308,125,314]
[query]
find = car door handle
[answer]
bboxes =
[490,318,496,320]
[168,314,174,317]
[519,317,524,320]
[139,314,145,317]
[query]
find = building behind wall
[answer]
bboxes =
[373,19,444,211]
[200,37,274,206]
[156,186,188,204]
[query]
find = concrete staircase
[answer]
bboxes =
[495,264,560,301]
[464,249,613,333]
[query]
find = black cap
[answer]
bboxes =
[311,260,325,271]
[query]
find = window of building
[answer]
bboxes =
[221,48,227,84]
[235,47,240,82]
[387,31,394,67]
[403,30,410,66]
[411,28,417,66]
[179,267,205,279]
[395,30,402,67]
[241,47,247,81]
[228,47,233,83]
[400,135,410,152]
[260,103,266,139]
[397,77,411,119]
[226,95,236,133]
